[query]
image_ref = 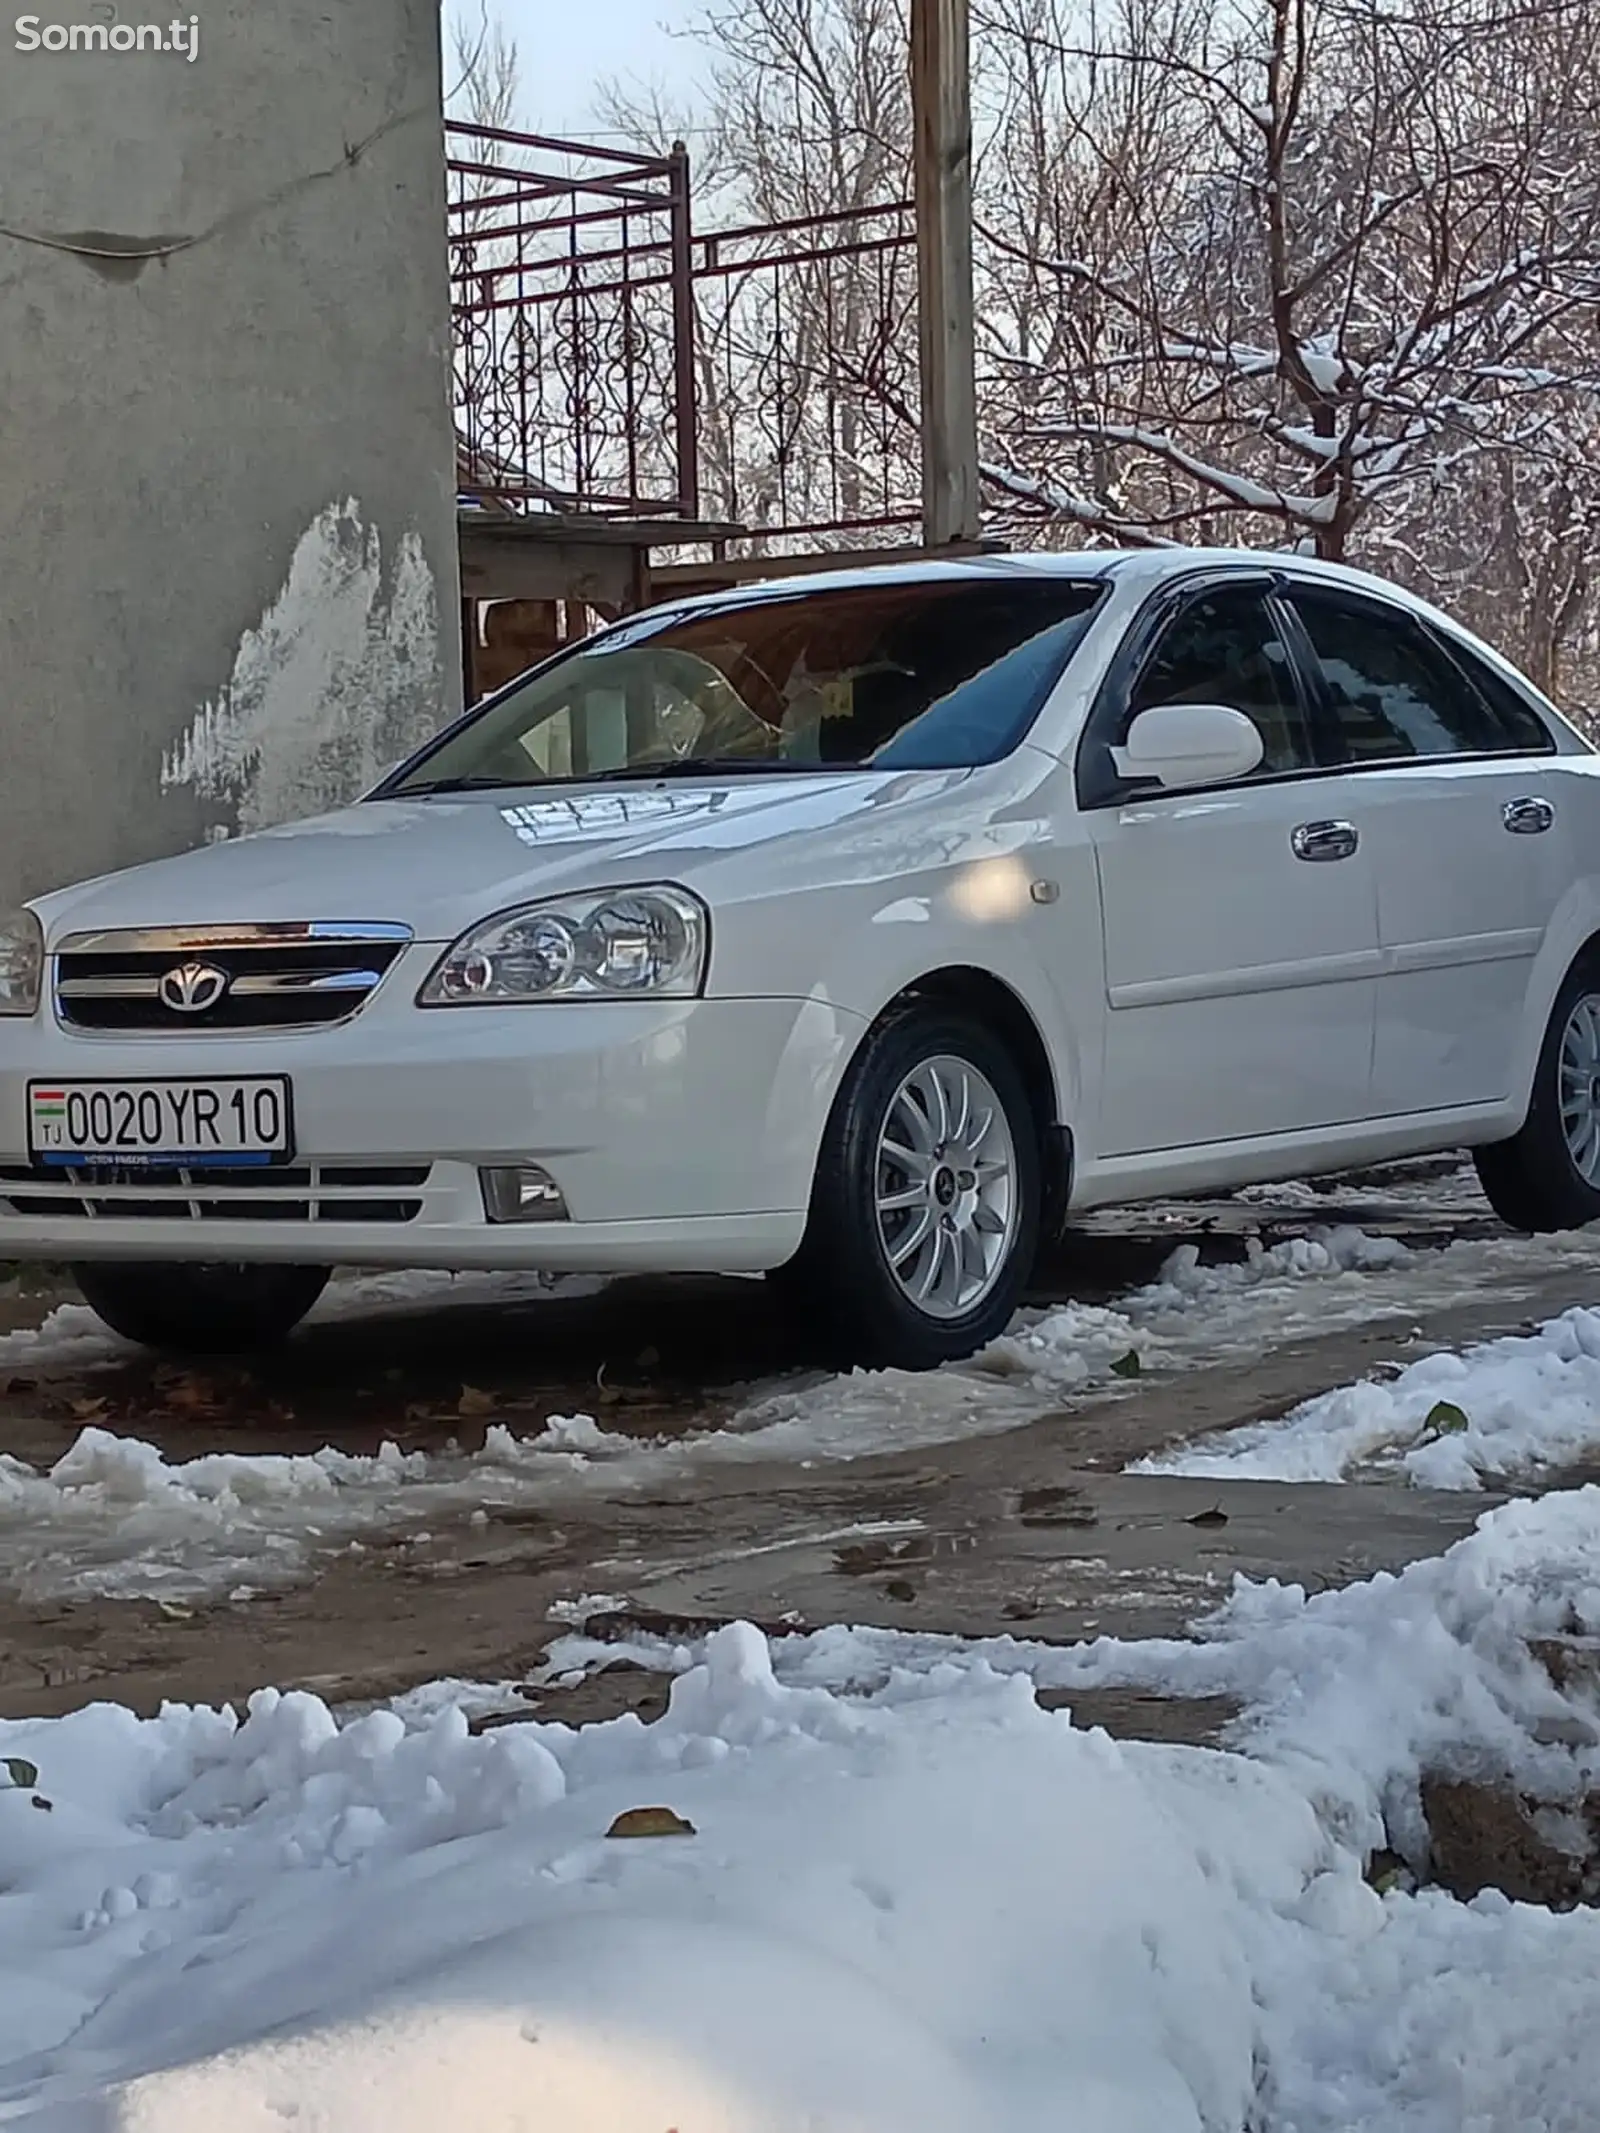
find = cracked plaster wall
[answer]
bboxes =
[0,0,462,905]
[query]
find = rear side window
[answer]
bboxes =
[1289,591,1549,762]
[1429,634,1554,754]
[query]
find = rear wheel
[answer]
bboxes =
[71,1262,330,1355]
[773,1006,1041,1370]
[1475,956,1600,1232]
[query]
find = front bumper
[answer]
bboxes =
[0,969,862,1272]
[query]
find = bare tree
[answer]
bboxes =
[444,0,1600,697]
[978,0,1600,604]
[447,9,522,132]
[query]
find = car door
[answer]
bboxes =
[1282,584,1570,1116]
[1077,577,1382,1157]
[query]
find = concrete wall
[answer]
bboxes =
[0,0,462,908]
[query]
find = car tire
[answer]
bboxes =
[1474,954,1600,1233]
[774,1005,1042,1371]
[71,1262,330,1355]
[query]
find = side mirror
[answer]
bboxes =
[1111,703,1265,790]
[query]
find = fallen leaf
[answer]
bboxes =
[1186,1506,1229,1529]
[69,1397,108,1421]
[31,1796,52,1813]
[156,1599,195,1621]
[457,1386,497,1419]
[606,1806,696,1840]
[883,1577,918,1603]
[1110,1350,1143,1379]
[2,1757,39,1790]
[1424,1400,1470,1436]
[163,1376,217,1412]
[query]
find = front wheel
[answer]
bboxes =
[774,1006,1041,1370]
[71,1262,330,1355]
[1475,956,1600,1233]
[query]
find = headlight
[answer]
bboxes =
[419,887,708,1005]
[0,909,43,1018]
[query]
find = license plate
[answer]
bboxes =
[27,1078,293,1168]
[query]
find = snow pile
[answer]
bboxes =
[526,1494,1600,2129]
[568,1487,1600,1869]
[0,1418,602,1603]
[8,1497,1600,2126]
[0,1303,129,1374]
[1139,1305,1600,1490]
[0,1623,1332,2132]
[1258,1875,1600,2132]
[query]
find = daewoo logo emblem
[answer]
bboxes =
[158,961,230,1014]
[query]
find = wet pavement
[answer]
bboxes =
[0,1159,1594,1737]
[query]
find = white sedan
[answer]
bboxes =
[3,549,1598,1368]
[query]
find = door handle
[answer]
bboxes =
[1503,795,1554,835]
[1291,819,1359,862]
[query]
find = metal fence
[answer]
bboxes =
[447,123,920,545]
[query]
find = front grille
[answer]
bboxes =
[0,1161,430,1224]
[53,923,413,1034]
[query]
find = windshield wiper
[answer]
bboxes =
[572,757,836,781]
[398,757,846,798]
[397,774,534,796]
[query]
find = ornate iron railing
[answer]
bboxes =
[691,201,921,544]
[446,123,920,544]
[447,124,697,518]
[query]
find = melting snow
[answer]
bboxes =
[1141,1304,1600,1490]
[6,1491,1600,2127]
[4,1222,1600,1601]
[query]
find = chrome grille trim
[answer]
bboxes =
[51,923,413,1034]
[54,922,413,956]
[56,969,387,1001]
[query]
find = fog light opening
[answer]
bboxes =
[480,1164,570,1223]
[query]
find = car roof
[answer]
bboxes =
[657,545,1441,617]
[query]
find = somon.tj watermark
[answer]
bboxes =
[15,13,199,56]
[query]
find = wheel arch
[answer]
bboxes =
[846,964,1073,1238]
[1511,884,1600,1124]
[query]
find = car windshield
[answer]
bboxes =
[385,577,1104,794]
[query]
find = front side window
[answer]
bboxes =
[1126,587,1317,775]
[385,579,1105,794]
[1288,591,1546,762]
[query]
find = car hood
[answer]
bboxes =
[33,770,974,943]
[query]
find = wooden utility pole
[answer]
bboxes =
[911,0,980,546]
